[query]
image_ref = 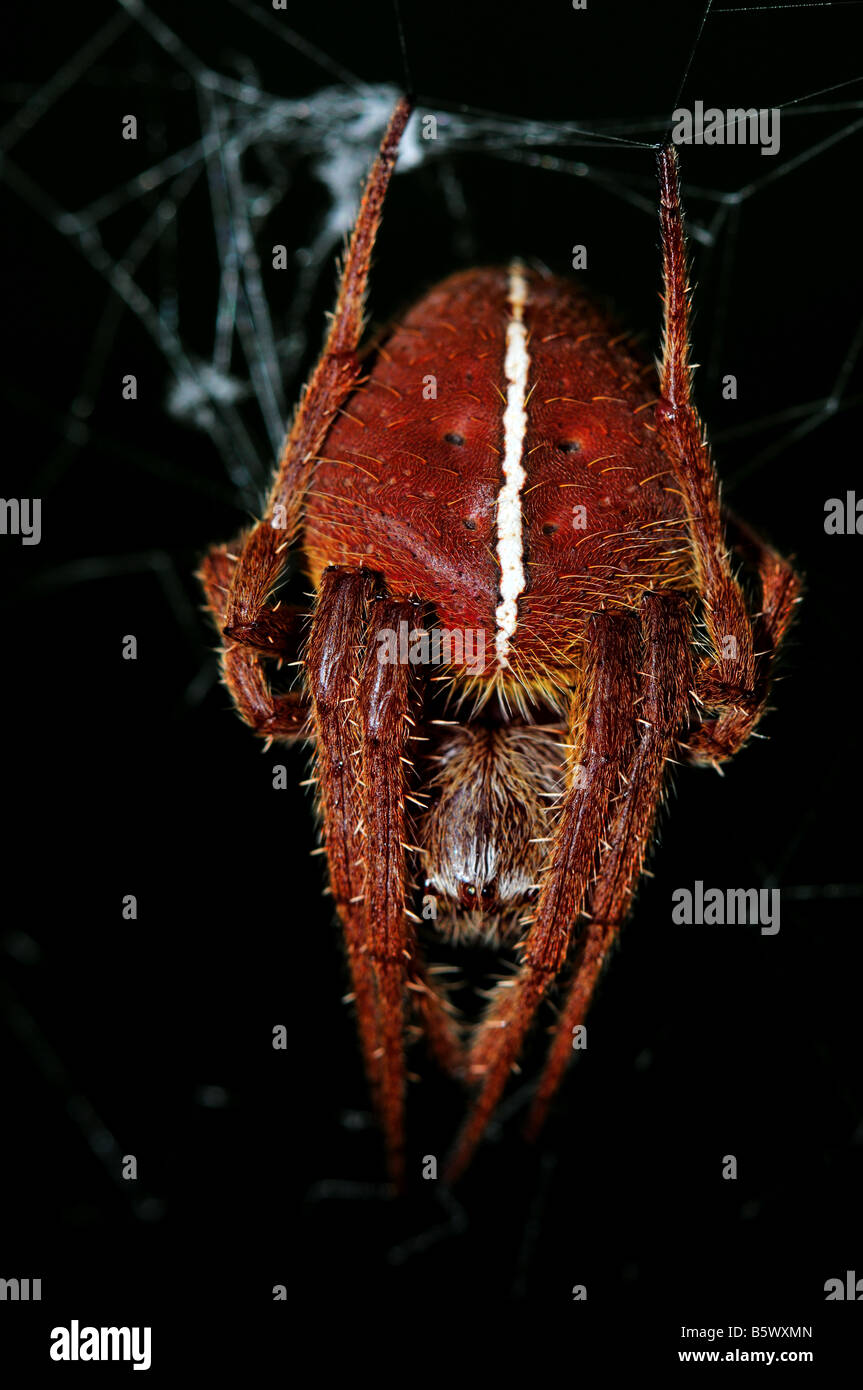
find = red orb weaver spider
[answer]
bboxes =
[199,97,800,1188]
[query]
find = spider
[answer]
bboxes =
[199,97,801,1188]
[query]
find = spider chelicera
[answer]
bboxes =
[199,98,800,1188]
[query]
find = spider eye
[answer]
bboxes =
[463,518,477,531]
[444,432,465,446]
[557,439,582,453]
[542,523,558,536]
[456,882,478,909]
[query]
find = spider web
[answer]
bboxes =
[3,0,863,1298]
[6,2,862,530]
[6,0,860,861]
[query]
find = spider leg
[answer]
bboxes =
[722,509,801,655]
[354,593,421,1189]
[358,595,467,1178]
[654,146,802,765]
[524,592,692,1139]
[221,97,412,642]
[307,572,463,1189]
[684,511,801,765]
[443,610,643,1183]
[305,569,386,1138]
[198,99,411,742]
[199,544,309,743]
[219,647,309,744]
[406,963,465,1083]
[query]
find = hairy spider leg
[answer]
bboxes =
[306,570,463,1189]
[220,97,412,646]
[684,509,801,765]
[444,610,643,1182]
[654,146,802,765]
[524,593,691,1139]
[199,98,410,733]
[357,595,465,1093]
[355,592,418,1189]
[199,544,309,742]
[305,570,388,1155]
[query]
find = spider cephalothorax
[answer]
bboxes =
[199,98,801,1188]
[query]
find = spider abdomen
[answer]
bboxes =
[303,265,692,686]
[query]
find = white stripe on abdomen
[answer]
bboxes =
[494,262,530,668]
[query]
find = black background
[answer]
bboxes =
[2,0,862,1369]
